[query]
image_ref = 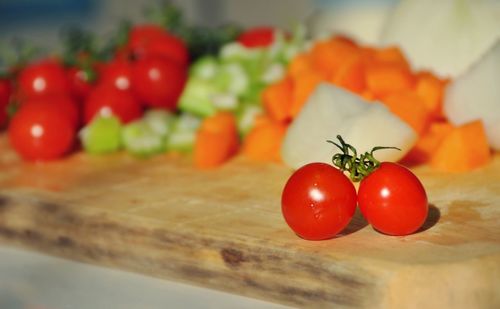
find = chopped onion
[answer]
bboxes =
[444,41,500,150]
[381,0,500,78]
[281,83,417,170]
[307,1,394,45]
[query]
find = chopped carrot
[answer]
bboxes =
[415,72,447,119]
[310,36,360,78]
[372,46,410,70]
[287,53,314,79]
[430,120,491,172]
[360,89,376,102]
[262,76,294,123]
[290,71,324,117]
[330,52,366,94]
[255,34,496,173]
[253,113,273,128]
[242,120,287,162]
[360,46,376,58]
[401,121,454,166]
[194,112,239,169]
[381,91,432,135]
[365,63,415,98]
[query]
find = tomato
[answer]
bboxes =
[98,60,133,92]
[139,33,189,66]
[0,78,12,127]
[23,95,80,129]
[281,162,357,240]
[120,24,189,66]
[131,56,186,110]
[66,66,96,100]
[84,85,142,124]
[357,162,428,236]
[8,100,75,161]
[17,59,71,99]
[237,27,277,48]
[128,24,166,48]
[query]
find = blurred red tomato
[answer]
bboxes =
[23,95,80,129]
[17,59,71,99]
[84,85,142,124]
[137,32,189,66]
[66,65,98,100]
[0,78,12,127]
[8,100,75,161]
[98,60,133,92]
[131,56,187,110]
[120,24,189,66]
[237,27,277,48]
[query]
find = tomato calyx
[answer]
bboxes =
[327,135,400,182]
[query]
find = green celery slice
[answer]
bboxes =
[166,113,201,152]
[143,109,175,137]
[178,78,218,117]
[122,120,166,157]
[189,56,219,80]
[80,116,122,154]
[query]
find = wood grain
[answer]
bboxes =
[0,136,499,308]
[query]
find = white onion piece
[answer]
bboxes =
[307,3,393,46]
[380,0,500,78]
[444,41,500,150]
[281,84,418,170]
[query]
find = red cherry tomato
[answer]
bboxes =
[66,66,96,100]
[0,78,12,127]
[23,95,80,129]
[237,27,277,48]
[128,24,166,48]
[98,60,133,92]
[123,25,189,66]
[358,162,428,236]
[84,86,142,124]
[281,163,357,240]
[8,101,75,161]
[17,59,71,99]
[131,56,186,110]
[138,33,189,66]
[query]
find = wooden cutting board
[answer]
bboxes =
[0,135,499,309]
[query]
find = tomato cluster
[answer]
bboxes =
[281,137,428,238]
[3,24,189,161]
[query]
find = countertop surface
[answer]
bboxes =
[0,246,292,309]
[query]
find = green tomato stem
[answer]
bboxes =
[327,135,400,182]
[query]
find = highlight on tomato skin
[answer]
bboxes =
[281,162,357,240]
[357,162,429,236]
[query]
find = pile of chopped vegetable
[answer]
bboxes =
[268,35,495,173]
[1,0,498,174]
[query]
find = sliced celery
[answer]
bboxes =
[166,113,201,152]
[166,131,197,152]
[178,78,218,117]
[122,120,165,157]
[212,93,238,111]
[189,56,219,80]
[143,109,175,137]
[80,116,122,154]
[213,62,249,96]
